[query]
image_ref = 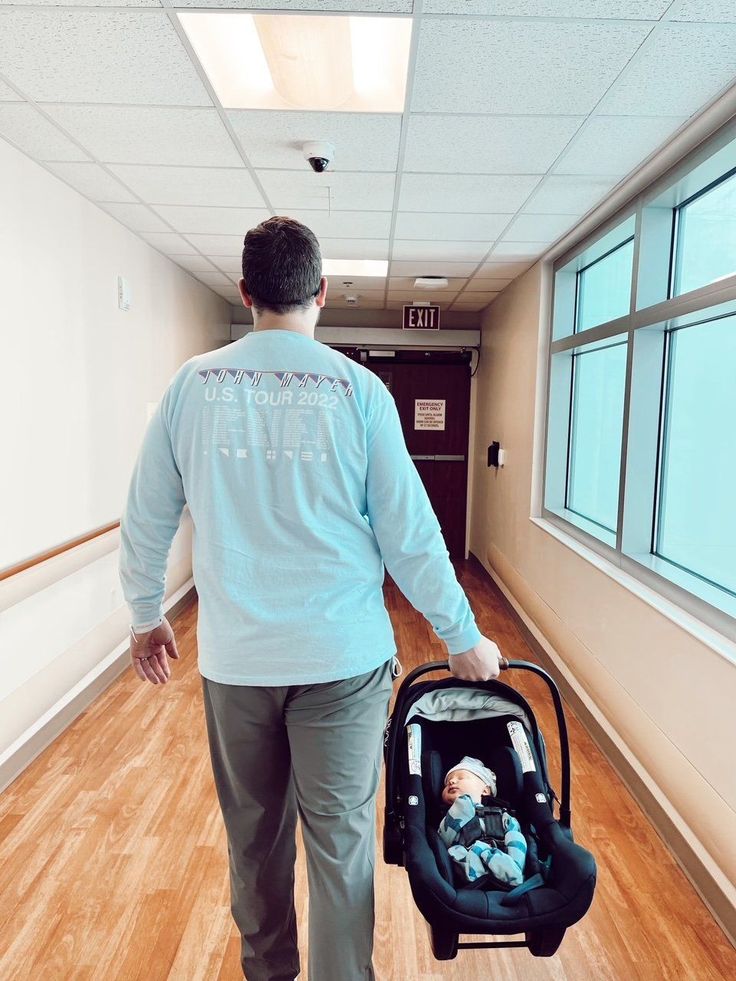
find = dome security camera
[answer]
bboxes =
[303,141,335,173]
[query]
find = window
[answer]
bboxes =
[545,119,736,633]
[655,316,736,597]
[567,342,627,540]
[576,239,634,332]
[672,167,736,297]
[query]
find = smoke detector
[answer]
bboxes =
[414,276,449,289]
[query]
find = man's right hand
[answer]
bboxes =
[448,635,504,681]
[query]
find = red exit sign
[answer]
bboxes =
[402,304,440,330]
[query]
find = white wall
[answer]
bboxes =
[469,261,736,925]
[0,138,230,781]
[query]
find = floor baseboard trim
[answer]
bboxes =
[470,553,736,949]
[0,583,197,797]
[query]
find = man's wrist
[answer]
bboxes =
[130,615,164,639]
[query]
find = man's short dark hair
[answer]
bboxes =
[242,216,322,315]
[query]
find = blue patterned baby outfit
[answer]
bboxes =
[438,794,526,886]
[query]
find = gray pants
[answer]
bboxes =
[200,658,396,981]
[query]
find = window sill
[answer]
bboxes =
[530,514,736,666]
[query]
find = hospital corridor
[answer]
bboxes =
[1,2,735,979]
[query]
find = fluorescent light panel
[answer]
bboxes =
[178,13,412,113]
[322,259,388,276]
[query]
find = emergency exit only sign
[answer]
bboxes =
[403,304,440,330]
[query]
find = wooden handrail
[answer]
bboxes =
[0,521,120,583]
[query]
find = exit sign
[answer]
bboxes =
[403,304,440,330]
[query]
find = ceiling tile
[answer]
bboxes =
[423,0,668,16]
[282,209,392,239]
[598,24,736,115]
[228,110,402,171]
[404,114,585,174]
[140,232,197,255]
[327,298,386,309]
[398,173,541,213]
[0,103,89,161]
[169,254,218,273]
[503,213,580,242]
[43,106,243,167]
[0,11,210,105]
[389,276,466,292]
[195,272,236,288]
[45,161,136,202]
[151,205,269,234]
[0,79,20,100]
[99,202,170,232]
[176,0,411,8]
[490,241,548,260]
[331,289,386,299]
[474,259,535,278]
[387,290,459,303]
[392,240,490,262]
[319,238,389,260]
[389,260,479,277]
[326,276,387,290]
[5,0,162,5]
[109,164,265,208]
[257,170,395,212]
[412,18,653,114]
[185,233,244,255]
[672,1,736,21]
[553,116,688,177]
[386,297,455,309]
[522,175,620,215]
[466,278,511,291]
[208,257,243,275]
[395,212,511,241]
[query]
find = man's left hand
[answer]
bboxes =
[130,617,179,685]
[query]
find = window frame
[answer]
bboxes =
[541,114,736,643]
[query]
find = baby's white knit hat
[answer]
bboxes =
[445,756,497,796]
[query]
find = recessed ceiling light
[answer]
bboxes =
[322,259,388,277]
[178,13,412,112]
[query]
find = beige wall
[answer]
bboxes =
[0,138,230,787]
[469,261,736,918]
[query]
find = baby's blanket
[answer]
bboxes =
[438,794,526,887]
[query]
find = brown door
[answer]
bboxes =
[335,348,472,560]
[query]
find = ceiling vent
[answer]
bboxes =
[413,276,448,289]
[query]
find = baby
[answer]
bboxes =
[437,756,526,887]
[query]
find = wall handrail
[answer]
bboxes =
[0,521,120,583]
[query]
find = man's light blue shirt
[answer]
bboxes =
[119,329,482,685]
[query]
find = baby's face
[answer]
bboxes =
[442,768,491,806]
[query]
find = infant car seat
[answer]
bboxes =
[383,659,597,959]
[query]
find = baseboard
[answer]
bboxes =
[0,581,197,797]
[470,553,736,949]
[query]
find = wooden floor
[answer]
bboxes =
[1,557,734,980]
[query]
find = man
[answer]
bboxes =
[119,216,504,981]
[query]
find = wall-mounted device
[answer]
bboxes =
[117,275,131,311]
[488,441,506,468]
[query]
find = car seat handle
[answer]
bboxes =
[493,659,572,829]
